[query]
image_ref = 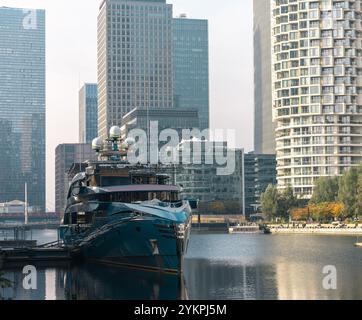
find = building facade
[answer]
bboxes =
[79,83,98,144]
[97,0,174,139]
[175,142,244,215]
[272,0,362,197]
[0,200,35,215]
[173,16,210,130]
[121,107,199,138]
[55,144,97,215]
[254,0,276,154]
[244,153,277,215]
[0,7,46,211]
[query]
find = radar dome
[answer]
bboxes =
[92,137,103,151]
[109,126,121,140]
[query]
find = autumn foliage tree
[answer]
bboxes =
[292,202,344,222]
[210,201,227,215]
[310,165,362,220]
[330,202,344,220]
[290,207,309,221]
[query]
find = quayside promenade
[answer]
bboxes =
[269,224,362,235]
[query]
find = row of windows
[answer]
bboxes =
[274,48,360,63]
[110,4,169,12]
[274,57,358,71]
[275,98,361,109]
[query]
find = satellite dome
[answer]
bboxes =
[92,137,103,151]
[109,126,121,140]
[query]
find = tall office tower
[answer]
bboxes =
[55,144,97,216]
[272,0,362,197]
[0,7,46,211]
[97,0,174,139]
[79,83,98,143]
[121,107,199,139]
[254,0,275,154]
[173,15,209,130]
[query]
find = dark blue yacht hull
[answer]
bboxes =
[60,202,192,274]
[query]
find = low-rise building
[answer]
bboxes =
[0,200,34,214]
[174,140,244,215]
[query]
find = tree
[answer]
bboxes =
[308,203,330,222]
[338,168,358,218]
[357,173,362,217]
[276,186,297,220]
[0,271,12,299]
[330,202,344,220]
[311,176,339,204]
[308,202,344,222]
[291,207,309,221]
[261,185,298,221]
[261,184,278,220]
[210,201,226,215]
[283,185,297,212]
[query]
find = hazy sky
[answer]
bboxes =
[0,0,254,211]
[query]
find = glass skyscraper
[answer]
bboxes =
[0,7,46,211]
[173,16,209,130]
[272,0,362,197]
[254,0,276,154]
[97,0,174,139]
[79,83,98,144]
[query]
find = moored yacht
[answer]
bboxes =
[59,127,193,274]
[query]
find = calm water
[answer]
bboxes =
[1,230,362,300]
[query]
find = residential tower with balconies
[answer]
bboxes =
[272,0,362,197]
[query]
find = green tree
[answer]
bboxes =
[283,186,297,211]
[338,168,358,218]
[311,176,339,204]
[261,184,278,220]
[356,164,362,217]
[276,186,297,220]
[357,173,362,217]
[0,271,12,299]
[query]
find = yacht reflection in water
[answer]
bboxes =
[62,263,188,300]
[1,263,188,300]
